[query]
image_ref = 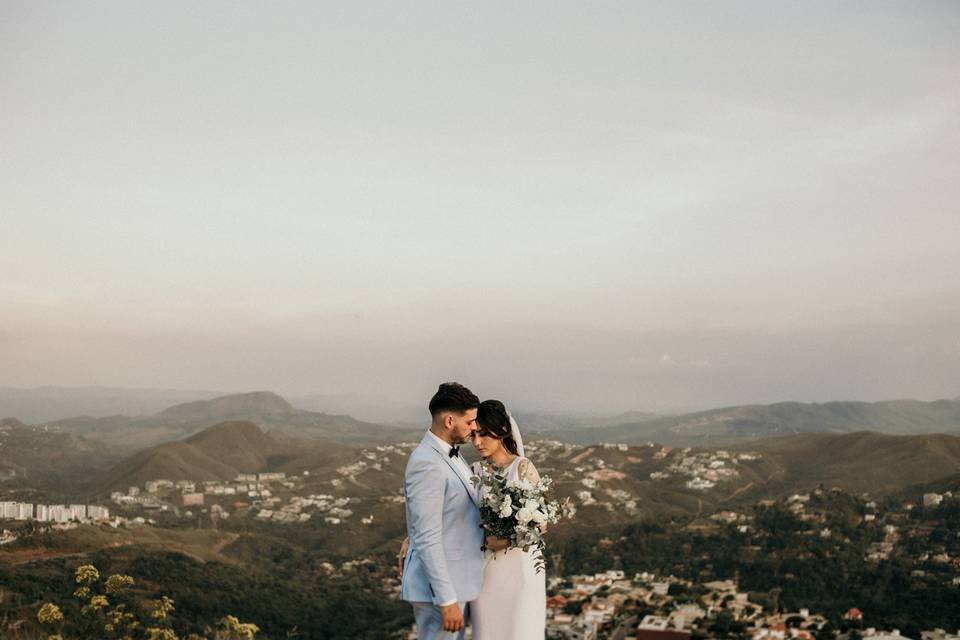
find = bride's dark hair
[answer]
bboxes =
[476,399,519,456]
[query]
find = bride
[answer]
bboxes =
[469,399,546,639]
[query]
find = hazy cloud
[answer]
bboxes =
[1,2,958,411]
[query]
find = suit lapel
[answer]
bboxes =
[421,433,479,506]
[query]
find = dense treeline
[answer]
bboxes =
[554,492,960,638]
[0,547,412,639]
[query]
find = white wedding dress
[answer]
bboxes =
[470,456,546,639]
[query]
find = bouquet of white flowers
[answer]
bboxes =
[471,462,566,572]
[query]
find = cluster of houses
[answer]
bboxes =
[104,445,421,526]
[537,488,960,639]
[546,445,639,516]
[260,444,415,524]
[656,448,761,491]
[109,471,349,524]
[544,571,833,639]
[255,493,357,524]
[110,472,294,518]
[546,572,762,639]
[336,444,414,477]
[327,443,417,490]
[540,569,958,640]
[776,488,959,574]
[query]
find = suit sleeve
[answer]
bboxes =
[406,454,458,606]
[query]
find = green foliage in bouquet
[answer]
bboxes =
[471,462,566,573]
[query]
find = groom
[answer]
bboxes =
[401,382,486,638]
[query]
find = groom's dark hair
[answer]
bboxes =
[429,382,480,417]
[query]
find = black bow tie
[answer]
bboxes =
[449,445,461,458]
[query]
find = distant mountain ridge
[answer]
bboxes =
[5,387,960,450]
[0,385,423,425]
[40,391,417,451]
[158,391,295,420]
[0,386,225,423]
[548,396,960,445]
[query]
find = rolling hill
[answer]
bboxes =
[730,430,960,497]
[95,419,358,492]
[0,419,124,496]
[98,420,285,489]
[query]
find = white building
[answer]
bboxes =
[863,629,914,640]
[0,502,17,519]
[48,505,71,523]
[145,480,174,493]
[923,493,944,507]
[87,505,110,520]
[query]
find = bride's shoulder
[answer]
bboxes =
[516,457,540,481]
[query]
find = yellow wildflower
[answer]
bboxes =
[218,615,259,640]
[146,628,179,640]
[105,573,135,594]
[75,564,100,584]
[73,585,91,599]
[37,603,64,624]
[151,595,176,620]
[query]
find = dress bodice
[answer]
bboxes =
[503,456,523,481]
[473,456,524,487]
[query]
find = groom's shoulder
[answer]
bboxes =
[406,439,440,466]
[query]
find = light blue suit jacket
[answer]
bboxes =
[401,432,485,605]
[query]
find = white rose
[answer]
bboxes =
[532,510,548,525]
[517,508,534,524]
[499,503,514,518]
[523,499,540,512]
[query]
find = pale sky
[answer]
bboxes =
[2,1,959,412]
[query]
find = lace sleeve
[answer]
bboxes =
[518,458,540,484]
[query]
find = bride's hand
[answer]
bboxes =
[484,535,510,552]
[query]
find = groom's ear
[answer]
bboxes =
[442,413,454,430]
